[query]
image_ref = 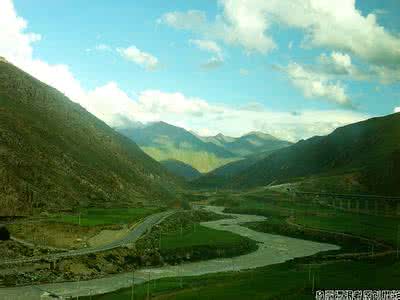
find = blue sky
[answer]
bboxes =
[2,0,400,141]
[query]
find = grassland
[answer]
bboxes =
[86,255,400,300]
[159,224,247,250]
[135,209,258,264]
[49,207,163,226]
[8,207,163,249]
[219,190,400,248]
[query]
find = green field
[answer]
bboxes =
[222,190,400,247]
[134,209,258,264]
[295,212,400,247]
[49,207,163,226]
[160,224,253,251]
[86,255,400,300]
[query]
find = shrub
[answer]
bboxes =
[0,226,10,240]
[181,200,191,210]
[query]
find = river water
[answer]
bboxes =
[0,206,339,300]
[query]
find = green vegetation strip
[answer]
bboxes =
[49,207,163,226]
[160,224,251,250]
[85,255,400,300]
[220,190,399,248]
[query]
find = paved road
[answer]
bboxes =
[0,210,174,266]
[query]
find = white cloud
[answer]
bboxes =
[160,1,400,74]
[0,0,86,103]
[283,63,351,106]
[201,57,224,70]
[115,89,368,142]
[158,10,207,31]
[159,8,275,54]
[319,52,354,76]
[0,0,371,142]
[189,39,222,58]
[189,39,224,69]
[0,0,41,63]
[95,44,111,51]
[117,45,159,70]
[395,107,400,113]
[318,51,400,84]
[136,90,220,117]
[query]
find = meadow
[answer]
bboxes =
[49,207,164,226]
[86,255,400,300]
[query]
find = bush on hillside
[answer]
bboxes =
[0,226,10,240]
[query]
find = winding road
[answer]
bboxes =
[0,210,174,266]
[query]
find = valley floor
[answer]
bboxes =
[0,205,337,299]
[1,189,399,299]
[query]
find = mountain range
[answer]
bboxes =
[117,122,291,175]
[0,59,180,216]
[193,113,400,196]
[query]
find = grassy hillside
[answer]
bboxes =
[232,113,400,195]
[161,159,202,180]
[117,122,238,173]
[0,60,180,216]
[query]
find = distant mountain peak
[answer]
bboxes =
[243,131,277,140]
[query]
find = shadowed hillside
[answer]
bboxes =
[191,149,278,188]
[231,113,400,195]
[161,159,202,180]
[0,60,181,216]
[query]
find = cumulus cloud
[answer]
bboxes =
[201,57,224,70]
[86,86,367,142]
[115,90,368,142]
[160,0,400,81]
[136,90,222,117]
[395,107,400,113]
[0,0,41,63]
[85,44,112,52]
[160,8,275,54]
[0,0,371,142]
[189,39,224,69]
[189,39,222,58]
[282,63,351,106]
[319,52,354,76]
[318,51,400,84]
[117,45,159,70]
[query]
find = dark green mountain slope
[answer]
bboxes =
[231,113,400,195]
[0,60,180,216]
[161,159,202,181]
[191,149,277,188]
[117,122,238,173]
